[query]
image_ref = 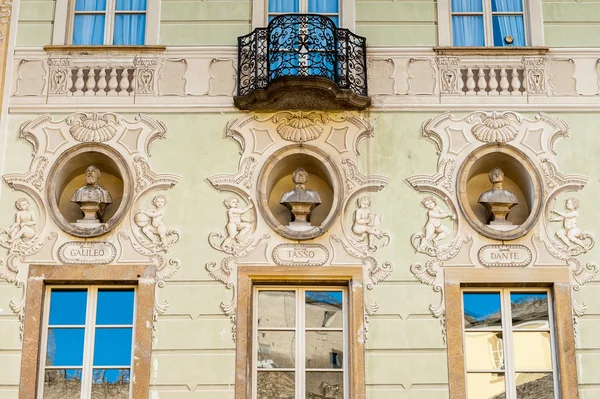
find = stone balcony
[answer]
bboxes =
[8,46,600,112]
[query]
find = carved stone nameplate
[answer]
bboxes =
[273,244,329,266]
[478,245,532,267]
[59,241,117,264]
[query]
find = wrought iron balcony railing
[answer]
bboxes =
[235,14,370,110]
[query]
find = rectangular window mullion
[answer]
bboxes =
[483,0,493,46]
[105,0,116,44]
[297,287,305,399]
[81,286,97,399]
[501,289,517,399]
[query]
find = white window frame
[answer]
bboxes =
[437,0,544,46]
[37,285,137,399]
[252,0,354,30]
[252,286,349,399]
[52,0,160,45]
[461,287,559,399]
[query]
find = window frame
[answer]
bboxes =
[236,265,365,399]
[52,0,160,46]
[252,286,349,399]
[436,0,544,47]
[445,268,579,399]
[19,264,156,398]
[461,287,559,398]
[37,284,137,398]
[251,0,354,30]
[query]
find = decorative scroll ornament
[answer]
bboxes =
[408,110,597,342]
[2,112,182,339]
[207,112,393,341]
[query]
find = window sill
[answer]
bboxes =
[44,45,166,54]
[434,46,549,56]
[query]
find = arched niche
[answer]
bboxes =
[258,145,342,240]
[458,145,543,240]
[47,144,133,238]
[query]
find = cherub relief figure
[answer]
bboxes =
[136,195,169,248]
[417,196,455,251]
[352,196,383,251]
[221,196,254,249]
[550,197,592,252]
[5,198,36,244]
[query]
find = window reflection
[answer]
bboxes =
[463,292,502,329]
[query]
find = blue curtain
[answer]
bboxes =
[452,16,485,46]
[113,0,147,45]
[308,0,338,13]
[451,0,482,12]
[492,0,525,46]
[73,0,106,45]
[269,0,298,13]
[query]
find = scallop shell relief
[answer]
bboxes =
[68,113,119,142]
[471,114,518,143]
[275,111,325,142]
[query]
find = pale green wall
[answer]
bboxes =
[2,111,600,398]
[15,0,55,47]
[543,0,600,47]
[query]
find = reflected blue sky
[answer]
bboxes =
[94,328,133,366]
[306,291,343,306]
[511,293,547,305]
[96,289,134,325]
[49,289,87,325]
[463,292,501,320]
[47,328,85,366]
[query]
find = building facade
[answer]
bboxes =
[0,0,599,398]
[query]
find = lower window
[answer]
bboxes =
[462,288,558,399]
[38,286,136,398]
[253,287,347,399]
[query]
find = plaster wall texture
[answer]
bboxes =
[12,0,600,47]
[0,111,599,398]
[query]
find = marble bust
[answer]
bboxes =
[280,168,321,231]
[71,165,112,227]
[478,167,519,229]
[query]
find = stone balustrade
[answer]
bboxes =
[9,47,600,110]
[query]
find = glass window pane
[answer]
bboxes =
[463,292,502,329]
[451,0,482,12]
[308,0,338,13]
[113,14,146,45]
[513,331,553,371]
[258,291,296,328]
[43,369,82,398]
[492,16,526,46]
[96,289,135,325]
[328,16,338,27]
[257,331,296,368]
[116,0,146,11]
[452,16,485,46]
[73,15,106,45]
[75,0,106,11]
[46,328,85,366]
[306,371,343,399]
[257,371,295,398]
[306,331,343,369]
[268,0,299,13]
[91,369,130,399]
[305,291,343,328]
[49,289,87,326]
[511,293,549,329]
[515,373,554,399]
[467,373,506,399]
[93,328,133,366]
[492,0,523,12]
[465,331,504,371]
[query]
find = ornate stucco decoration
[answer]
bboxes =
[1,112,182,339]
[206,111,393,340]
[408,111,597,342]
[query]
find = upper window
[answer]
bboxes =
[71,0,147,45]
[268,0,340,25]
[462,289,558,398]
[253,287,347,398]
[451,0,526,46]
[39,286,135,398]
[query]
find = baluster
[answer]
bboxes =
[465,68,476,95]
[107,68,118,95]
[488,68,499,95]
[67,69,74,94]
[511,67,521,95]
[85,68,96,95]
[119,68,130,95]
[73,68,85,96]
[476,67,487,95]
[130,68,136,93]
[97,67,107,95]
[499,67,510,95]
[458,68,465,94]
